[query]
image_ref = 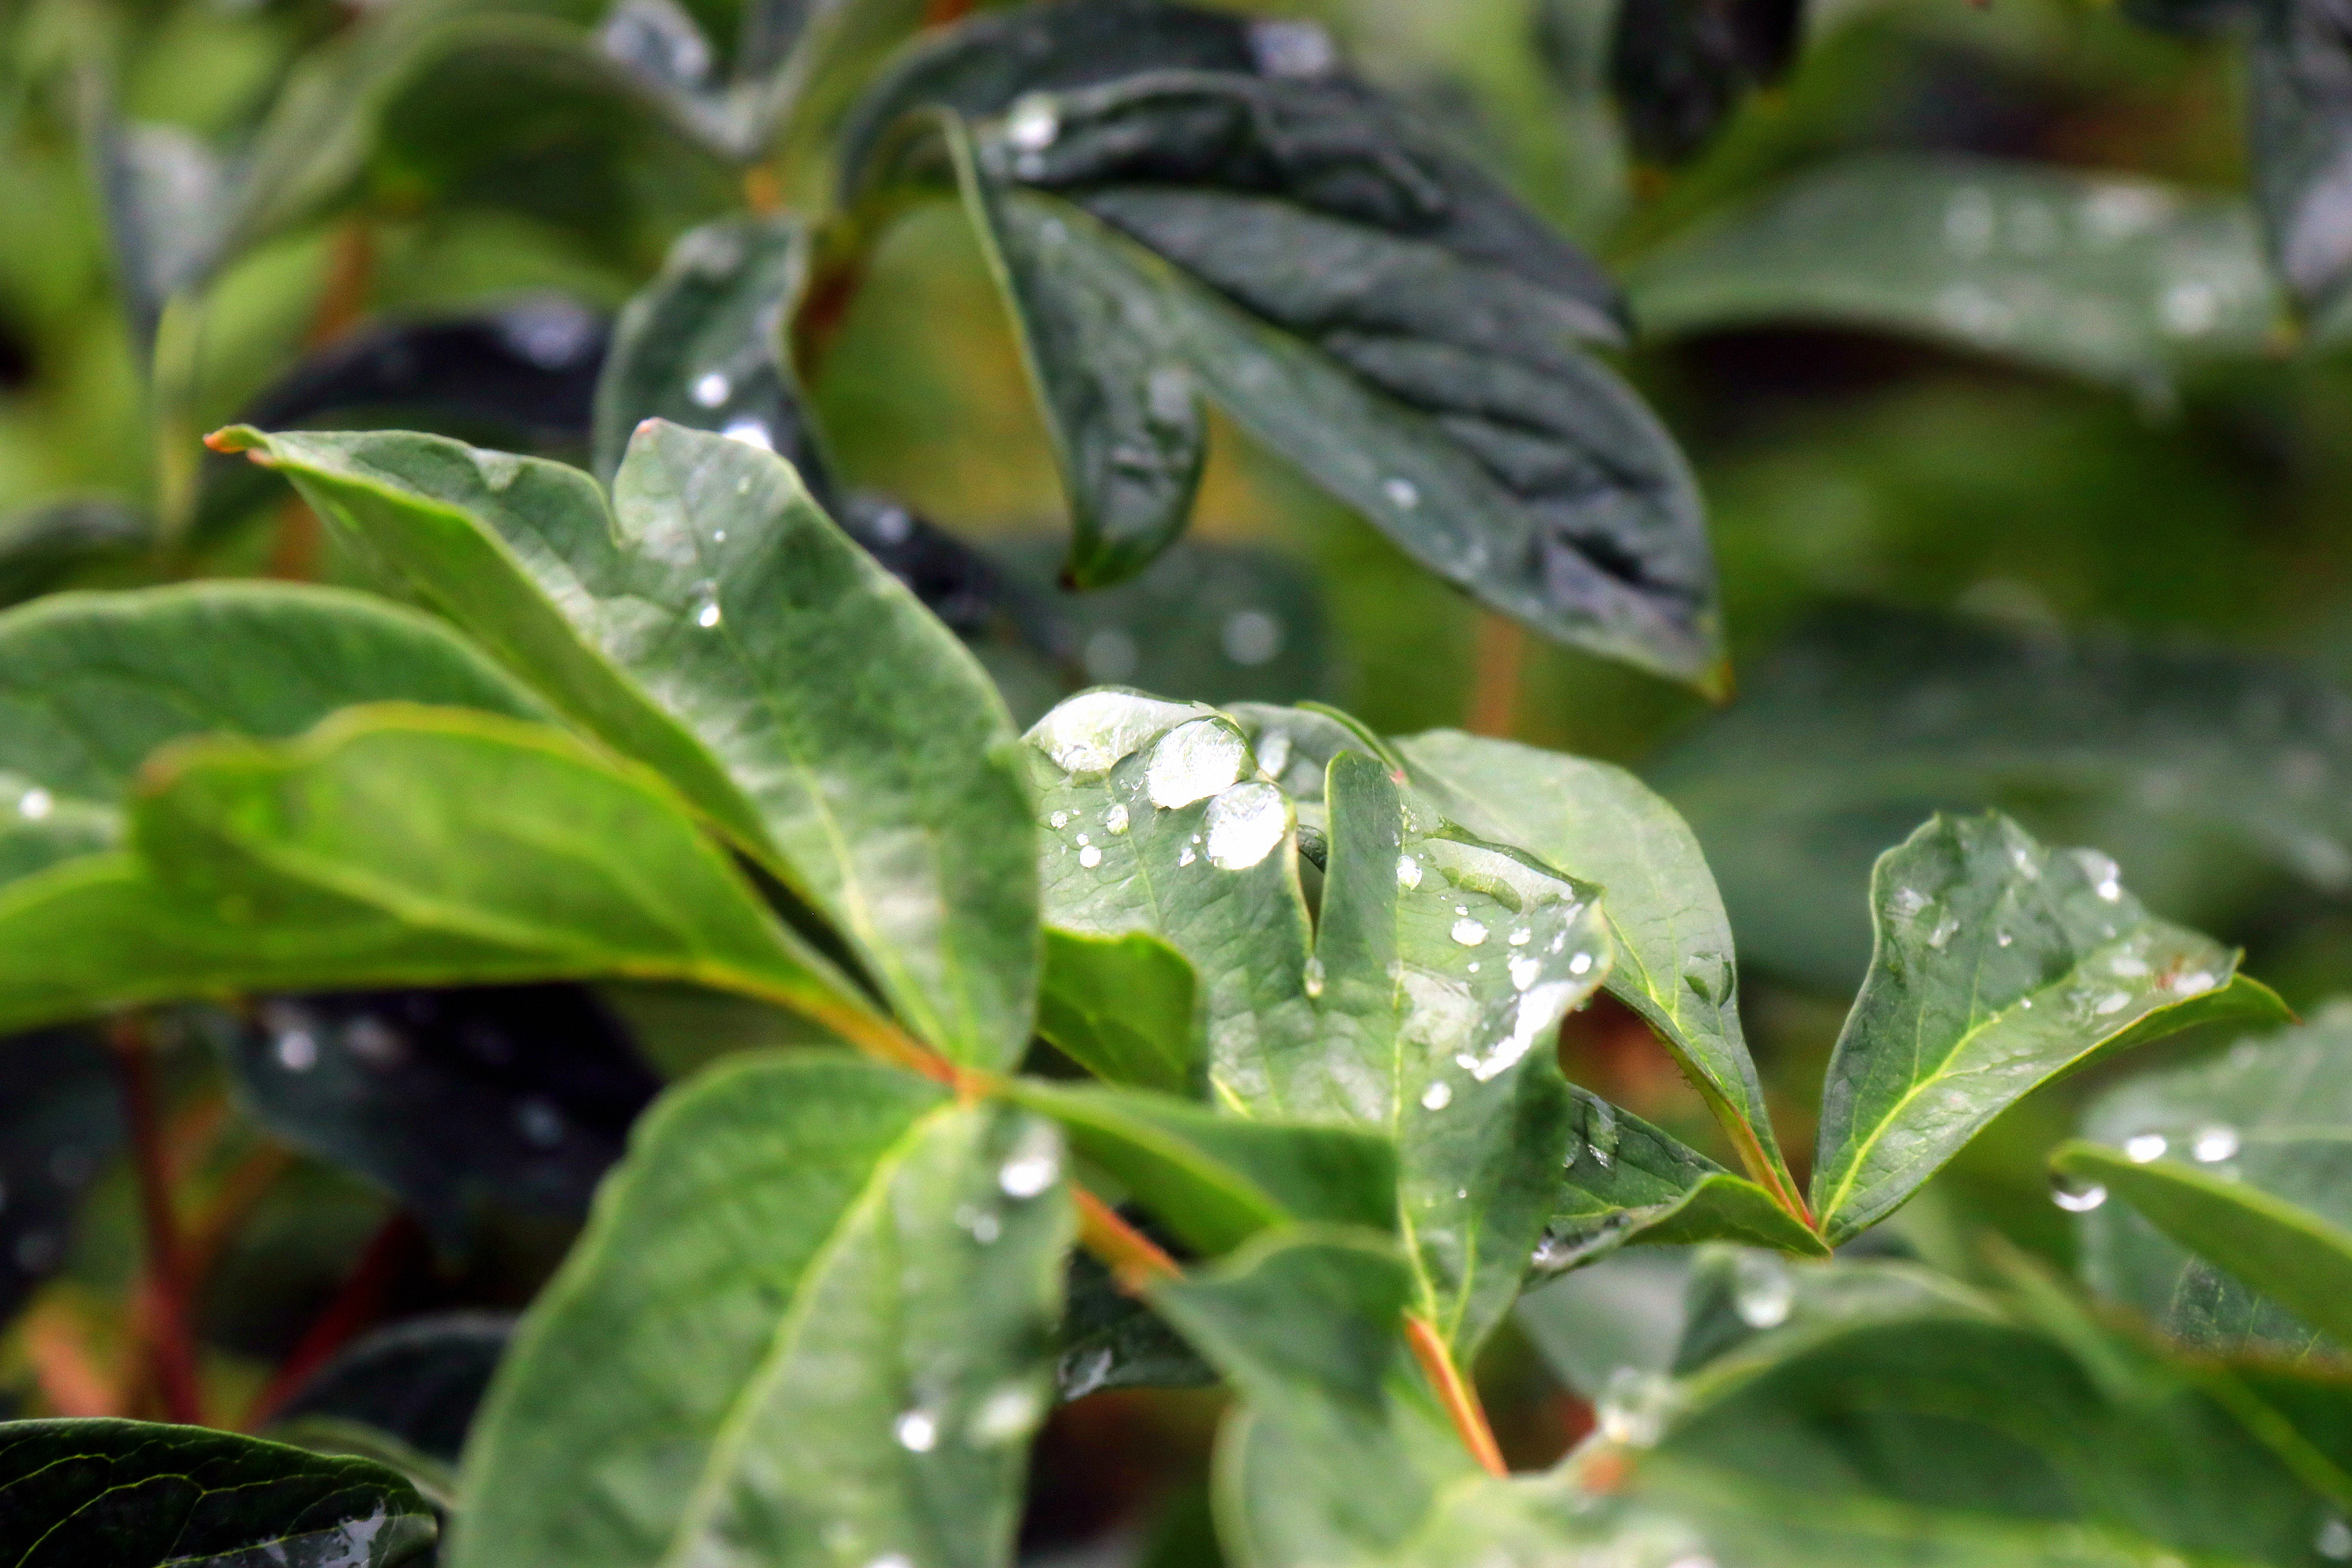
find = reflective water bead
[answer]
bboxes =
[1450,918,1488,947]
[1395,854,1422,889]
[1508,928,1532,946]
[1732,1253,1796,1329]
[1569,952,1593,976]
[1382,477,1419,508]
[720,416,772,450]
[1077,845,1102,869]
[275,1030,319,1072]
[17,788,50,821]
[1146,720,1247,809]
[1104,804,1129,835]
[1507,955,1540,991]
[1420,1081,1452,1110]
[1005,92,1060,152]
[2124,1132,2168,1163]
[1204,782,1286,870]
[691,371,730,407]
[2191,1124,2241,1163]
[1302,956,1325,998]
[892,1409,939,1453]
[2051,1174,2107,1212]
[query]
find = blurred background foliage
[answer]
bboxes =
[3,0,2351,1536]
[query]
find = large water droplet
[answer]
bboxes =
[721,416,773,451]
[1147,719,1248,809]
[691,371,730,408]
[694,592,722,629]
[1077,844,1102,869]
[2124,1132,2167,1163]
[1507,954,1540,992]
[1302,956,1325,998]
[2052,1174,2107,1212]
[1596,1367,1676,1447]
[1005,92,1059,153]
[1204,782,1286,870]
[1395,854,1422,889]
[1450,918,1488,947]
[1508,928,1532,947]
[893,1409,939,1452]
[1049,811,1068,829]
[1420,1080,1452,1110]
[1732,1252,1796,1329]
[2191,1124,2241,1163]
[2317,1516,2352,1560]
[17,788,51,822]
[1569,952,1594,976]
[1103,804,1129,835]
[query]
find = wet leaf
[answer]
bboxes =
[0,1418,436,1566]
[2067,1002,2352,1360]
[217,423,1036,1071]
[227,985,661,1250]
[1668,1248,1991,1375]
[1608,0,1804,165]
[1809,810,2286,1244]
[1055,1246,1213,1400]
[1626,154,2278,386]
[1400,729,1795,1210]
[451,1054,1069,1568]
[1037,929,1200,1095]
[0,707,876,1038]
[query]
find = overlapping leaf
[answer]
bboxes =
[1810,810,2283,1243]
[217,421,1037,1069]
[275,1311,515,1466]
[1035,929,1199,1095]
[452,1054,1071,1568]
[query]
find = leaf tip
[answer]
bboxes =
[204,425,266,459]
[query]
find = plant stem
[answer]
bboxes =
[243,1214,425,1430]
[1404,1314,1506,1476]
[110,1016,205,1426]
[1072,1187,1179,1292]
[1466,611,1525,738]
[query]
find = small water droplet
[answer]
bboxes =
[1060,1346,1114,1400]
[1508,928,1532,946]
[866,1555,913,1568]
[1302,956,1325,998]
[17,788,51,822]
[2191,1124,2241,1163]
[1421,1081,1452,1110]
[692,371,730,407]
[1732,1252,1796,1329]
[1050,811,1069,829]
[2124,1132,2168,1163]
[1382,477,1419,509]
[893,1409,939,1452]
[2174,970,2216,993]
[969,1383,1044,1445]
[1507,954,1540,991]
[1395,854,1422,889]
[722,417,772,450]
[1996,929,2014,947]
[275,1030,318,1072]
[1077,845,1102,869]
[1178,846,1196,867]
[1146,720,1247,809]
[2094,991,2131,1016]
[2052,1174,2107,1212]
[1569,952,1593,975]
[694,590,722,628]
[2316,1516,2352,1560]
[999,1124,1061,1199]
[1104,804,1129,835]
[2109,956,2150,978]
[1006,94,1060,153]
[1451,918,1488,947]
[1926,914,1960,949]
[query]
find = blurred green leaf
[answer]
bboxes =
[1627,155,2278,385]
[273,1310,514,1467]
[1608,0,1804,165]
[1811,810,2285,1244]
[2252,0,2352,322]
[0,497,151,608]
[1037,929,1200,1095]
[1401,729,1794,1207]
[452,1054,1069,1568]
[0,1418,436,1566]
[91,119,230,348]
[223,423,1037,1071]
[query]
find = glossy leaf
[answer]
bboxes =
[2069,1004,2352,1359]
[1809,810,2285,1244]
[218,422,1038,1070]
[1399,729,1794,1208]
[1649,608,2352,993]
[2252,0,2352,319]
[0,582,547,888]
[275,1311,514,1467]
[1313,752,1614,1351]
[1036,929,1200,1095]
[1609,0,1804,164]
[0,1027,125,1325]
[0,707,876,1039]
[1627,155,2278,385]
[1532,1088,1824,1273]
[1008,1080,1395,1254]
[0,1418,435,1566]
[590,215,827,487]
[228,985,661,1249]
[451,1054,1071,1568]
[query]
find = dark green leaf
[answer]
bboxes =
[1810,810,2286,1244]
[1037,929,1200,1095]
[0,707,876,1038]
[590,214,828,487]
[2252,0,2352,319]
[2071,1004,2352,1360]
[274,1310,513,1466]
[219,422,1037,1070]
[451,1054,1070,1568]
[0,497,150,608]
[0,581,548,888]
[1151,1227,1413,1417]
[1668,1247,1991,1375]
[0,1418,435,1566]
[1608,0,1804,164]
[1008,1080,1395,1254]
[0,1027,124,1326]
[227,985,660,1250]
[1649,609,2352,993]
[1056,1246,1214,1400]
[1400,729,1794,1208]
[1626,154,2278,386]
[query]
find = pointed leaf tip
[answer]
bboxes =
[205,424,266,457]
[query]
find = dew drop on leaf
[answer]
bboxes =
[1005,92,1060,153]
[2191,1124,2241,1163]
[1146,720,1247,808]
[2124,1132,2167,1163]
[691,371,730,408]
[1077,845,1102,869]
[1508,955,1540,991]
[1732,1253,1796,1329]
[721,416,772,451]
[1395,854,1421,888]
[1450,918,1488,947]
[16,788,49,821]
[1508,928,1532,946]
[276,1029,318,1072]
[1302,956,1325,998]
[892,1410,938,1453]
[968,1384,1043,1446]
[1204,782,1286,869]
[2052,1174,2107,1212]
[1420,1080,1452,1110]
[1382,477,1419,509]
[1596,1367,1675,1447]
[1103,804,1129,835]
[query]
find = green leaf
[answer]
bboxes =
[1036,929,1200,1095]
[92,118,230,345]
[1649,609,2352,993]
[1668,1248,1992,1376]
[450,1054,1071,1568]
[590,214,829,487]
[0,582,546,887]
[0,707,874,1038]
[273,1310,513,1467]
[1056,1247,1213,1399]
[1626,154,2278,385]
[0,497,150,609]
[1608,0,1801,165]
[1007,1080,1395,1255]
[1023,693,1319,1106]
[1313,751,1614,1351]
[2070,1003,2352,1359]
[217,422,1038,1070]
[1399,729,1795,1210]
[1809,810,2286,1245]
[0,1417,436,1566]
[2252,0,2352,320]
[1533,1089,1825,1272]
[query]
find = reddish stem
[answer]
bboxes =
[1466,612,1525,738]
[1073,1189,1180,1293]
[111,1017,205,1426]
[1404,1314,1506,1476]
[243,1214,427,1430]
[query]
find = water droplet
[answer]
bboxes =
[1060,1346,1114,1400]
[1996,929,2014,947]
[1395,854,1421,889]
[1596,1367,1676,1447]
[1507,954,1540,991]
[969,1383,1044,1445]
[866,1555,914,1568]
[1104,804,1129,835]
[1001,1155,1059,1200]
[1006,92,1060,152]
[17,788,51,822]
[893,1409,939,1452]
[1508,928,1532,946]
[1253,731,1292,781]
[1569,952,1593,976]
[2094,991,2131,1016]
[2174,970,2216,993]
[1050,811,1069,829]
[711,529,726,543]
[1464,981,1580,1083]
[1077,845,1102,869]
[2109,956,2150,978]
[2124,1132,2168,1163]
[1204,782,1287,870]
[692,371,731,407]
[2071,848,2123,902]
[517,1098,565,1148]
[1178,846,1196,867]
[2191,1124,2241,1163]
[1382,477,1419,509]
[1888,886,1929,921]
[2317,1516,2352,1560]
[1146,719,1247,809]
[721,416,773,451]
[276,1030,319,1072]
[1221,609,1283,666]
[2052,1174,2107,1212]
[1926,914,1960,949]
[1732,1252,1796,1329]
[1421,1080,1452,1110]
[1302,956,1325,998]
[695,593,722,628]
[1451,918,1488,947]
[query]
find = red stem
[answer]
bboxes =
[243,1214,427,1430]
[111,1017,205,1426]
